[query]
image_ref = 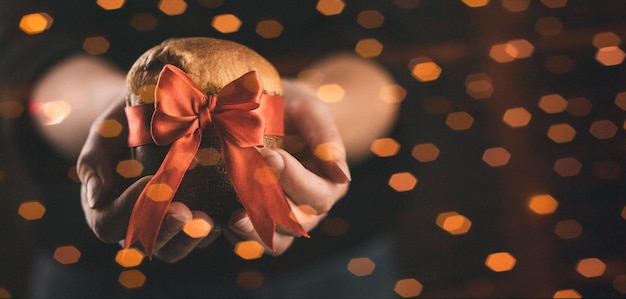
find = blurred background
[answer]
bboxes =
[1,0,626,298]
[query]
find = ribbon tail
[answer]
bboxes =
[125,132,202,258]
[222,142,308,251]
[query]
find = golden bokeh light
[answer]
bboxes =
[503,107,532,128]
[354,38,383,58]
[82,36,110,55]
[596,46,626,66]
[613,274,626,294]
[0,288,10,298]
[96,119,123,138]
[553,289,581,298]
[212,14,241,33]
[183,219,212,238]
[158,0,187,16]
[528,194,558,215]
[256,20,283,39]
[53,245,81,265]
[316,83,345,103]
[592,160,621,180]
[97,0,125,10]
[357,10,385,29]
[482,147,511,167]
[18,201,46,220]
[589,119,617,140]
[615,91,626,110]
[446,111,474,131]
[138,84,157,103]
[485,252,516,272]
[535,16,563,36]
[506,39,534,59]
[538,94,568,114]
[145,183,173,202]
[566,97,592,116]
[465,73,494,99]
[0,100,25,119]
[379,84,407,104]
[236,270,264,290]
[19,12,53,34]
[316,0,345,16]
[115,248,144,268]
[547,123,576,143]
[195,147,220,166]
[490,43,515,63]
[31,100,72,125]
[394,278,423,298]
[462,0,490,8]
[593,32,621,48]
[502,0,530,12]
[411,60,442,82]
[436,211,472,235]
[576,257,606,278]
[388,172,418,192]
[554,219,582,239]
[314,142,343,161]
[545,54,574,74]
[115,159,144,178]
[370,138,400,157]
[234,240,264,260]
[320,217,349,236]
[130,13,158,32]
[347,257,376,276]
[553,157,582,177]
[541,0,568,9]
[118,270,146,289]
[411,143,440,162]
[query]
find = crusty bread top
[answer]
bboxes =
[127,37,282,105]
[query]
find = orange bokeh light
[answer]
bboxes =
[503,107,532,128]
[316,83,345,103]
[97,0,125,10]
[485,252,516,272]
[411,60,442,82]
[115,248,144,268]
[83,36,110,55]
[465,73,494,99]
[116,159,144,178]
[554,219,582,239]
[234,240,264,260]
[528,194,558,215]
[502,0,530,12]
[446,111,474,131]
[596,46,626,66]
[589,119,618,140]
[96,119,123,138]
[256,20,283,39]
[576,257,606,278]
[355,38,383,58]
[394,278,423,298]
[183,219,212,238]
[553,157,582,177]
[547,123,576,143]
[482,147,511,167]
[118,270,146,289]
[212,14,241,33]
[357,10,384,29]
[436,211,472,235]
[412,143,440,162]
[347,257,376,276]
[535,16,563,36]
[53,245,81,265]
[553,289,581,298]
[19,12,53,34]
[18,201,46,220]
[539,94,568,114]
[593,32,621,48]
[370,138,401,157]
[158,0,187,16]
[388,172,418,192]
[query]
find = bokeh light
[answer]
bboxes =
[502,107,532,128]
[596,46,626,66]
[97,0,125,10]
[593,32,621,48]
[615,91,626,110]
[502,0,530,12]
[538,94,568,114]
[314,142,343,161]
[613,274,626,294]
[576,257,606,278]
[53,245,81,265]
[96,119,123,138]
[236,270,264,290]
[31,100,72,125]
[115,159,144,178]
[19,12,53,34]
[410,59,442,82]
[316,83,345,103]
[446,111,474,131]
[118,270,146,289]
[347,257,376,276]
[18,201,46,220]
[0,100,24,119]
[541,0,568,9]
[0,288,10,299]
[145,183,174,202]
[316,0,345,16]
[115,248,144,268]
[553,289,581,298]
[183,219,212,238]
[545,55,574,74]
[411,143,440,162]
[490,43,515,63]
[379,84,407,104]
[465,73,494,99]
[547,123,576,143]
[436,211,472,235]
[370,138,400,157]
[485,252,516,272]
[212,14,241,33]
[82,36,110,55]
[554,219,582,239]
[195,147,220,166]
[553,157,582,177]
[482,147,511,167]
[234,240,264,260]
[355,38,383,58]
[357,10,384,29]
[528,194,558,215]
[256,20,283,39]
[462,0,489,8]
[388,172,417,192]
[506,39,534,59]
[394,278,423,298]
[158,0,187,16]
[589,120,617,140]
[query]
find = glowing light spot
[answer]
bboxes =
[320,217,349,236]
[379,84,406,104]
[566,97,592,116]
[539,94,568,114]
[613,274,626,294]
[116,160,144,178]
[32,100,72,125]
[196,147,220,166]
[541,0,567,8]
[596,46,626,66]
[554,219,582,239]
[234,240,264,260]
[256,20,283,38]
[83,36,110,55]
[411,143,440,162]
[506,39,534,59]
[97,0,125,10]
[236,270,264,290]
[118,270,146,289]
[615,92,626,110]
[253,166,278,186]
[553,157,582,177]
[485,252,516,272]
[314,142,344,161]
[18,201,46,220]
[589,119,617,140]
[482,147,511,167]
[446,111,474,131]
[394,278,423,298]
[347,257,376,276]
[183,219,212,238]
[553,289,581,298]
[490,43,515,63]
[545,54,574,74]
[592,160,621,180]
[411,60,442,82]
[576,257,606,278]
[19,13,53,34]
[0,100,25,119]
[158,0,187,16]
[355,38,383,58]
[130,13,158,32]
[547,123,576,143]
[535,16,563,36]
[503,107,532,128]
[465,73,494,99]
[316,83,345,103]
[370,138,400,157]
[283,135,306,154]
[388,172,417,192]
[212,14,241,33]
[502,0,530,12]
[53,245,81,265]
[0,288,10,298]
[357,10,384,29]
[316,0,345,16]
[593,32,621,48]
[462,0,489,8]
[436,211,472,235]
[96,119,123,138]
[115,248,144,268]
[145,183,173,202]
[528,194,558,215]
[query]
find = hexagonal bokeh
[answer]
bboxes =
[236,270,264,290]
[540,0,568,9]
[482,147,511,167]
[538,94,568,114]
[96,119,123,138]
[576,257,606,278]
[490,43,515,63]
[446,111,474,131]
[357,10,384,29]
[485,252,516,272]
[316,83,345,103]
[553,289,582,298]
[388,172,418,192]
[411,60,441,82]
[554,219,583,239]
[370,138,400,157]
[436,211,472,235]
[503,107,532,128]
[596,46,626,66]
[158,0,187,16]
[118,270,146,289]
[615,91,626,110]
[355,38,383,58]
[553,157,582,177]
[462,0,489,7]
[566,97,593,116]
[53,245,81,265]
[394,278,423,298]
[115,248,144,268]
[412,143,440,162]
[116,159,144,178]
[547,123,576,143]
[593,32,621,48]
[316,0,345,16]
[83,36,110,55]
[212,14,241,33]
[347,257,376,276]
[19,13,53,34]
[18,201,46,220]
[534,16,563,36]
[502,0,530,12]
[256,20,283,39]
[182,219,212,238]
[589,119,618,140]
[234,240,264,260]
[465,73,494,99]
[528,194,558,215]
[97,0,125,10]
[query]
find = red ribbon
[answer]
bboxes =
[124,64,308,258]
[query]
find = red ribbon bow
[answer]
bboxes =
[124,64,307,258]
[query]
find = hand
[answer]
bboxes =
[223,79,351,255]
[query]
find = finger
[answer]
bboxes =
[153,202,193,253]
[225,209,295,256]
[154,210,214,264]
